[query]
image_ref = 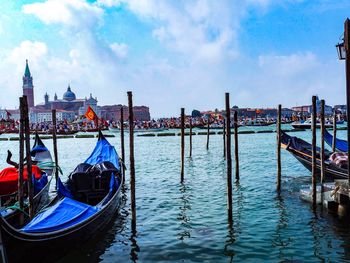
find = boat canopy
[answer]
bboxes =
[21,197,99,233]
[324,129,347,152]
[84,132,120,170]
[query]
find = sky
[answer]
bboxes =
[0,0,350,117]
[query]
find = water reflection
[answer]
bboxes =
[177,183,192,241]
[224,181,243,261]
[271,194,289,259]
[129,231,140,262]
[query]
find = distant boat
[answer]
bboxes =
[245,118,275,127]
[291,119,333,129]
[109,126,169,133]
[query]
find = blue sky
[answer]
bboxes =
[0,0,349,117]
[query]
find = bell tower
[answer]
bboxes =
[23,59,34,108]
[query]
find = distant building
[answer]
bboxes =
[2,60,152,123]
[22,60,34,108]
[292,96,333,116]
[30,109,75,123]
[100,105,150,121]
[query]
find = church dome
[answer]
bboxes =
[63,85,76,101]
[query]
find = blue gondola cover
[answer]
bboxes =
[324,129,347,152]
[33,173,48,195]
[21,198,99,233]
[84,137,120,170]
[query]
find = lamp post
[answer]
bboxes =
[336,18,350,184]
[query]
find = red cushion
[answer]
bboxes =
[0,165,43,195]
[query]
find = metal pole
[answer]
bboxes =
[311,95,317,210]
[332,110,337,152]
[180,108,185,182]
[225,93,233,224]
[277,104,282,192]
[344,18,350,185]
[120,107,125,184]
[52,109,59,189]
[234,111,239,181]
[320,100,325,205]
[23,96,33,219]
[127,91,136,233]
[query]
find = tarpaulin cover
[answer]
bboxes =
[325,129,347,152]
[21,197,99,233]
[57,177,73,199]
[0,165,43,195]
[84,137,120,170]
[33,173,48,195]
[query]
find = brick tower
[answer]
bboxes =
[22,59,34,108]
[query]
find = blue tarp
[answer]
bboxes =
[33,173,48,195]
[57,177,73,199]
[21,197,99,233]
[84,137,120,170]
[324,129,347,152]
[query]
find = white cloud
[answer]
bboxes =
[8,41,48,70]
[109,43,128,59]
[22,0,103,28]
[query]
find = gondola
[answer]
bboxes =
[324,129,347,152]
[0,133,54,221]
[281,131,347,180]
[0,131,123,262]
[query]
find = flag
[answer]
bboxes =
[85,106,98,121]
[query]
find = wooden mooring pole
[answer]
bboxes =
[180,108,185,182]
[223,119,226,159]
[206,119,210,150]
[18,97,25,225]
[320,100,326,205]
[225,93,233,224]
[128,91,136,233]
[52,109,59,189]
[120,107,125,184]
[233,111,239,181]
[276,104,282,192]
[189,117,192,158]
[311,95,317,210]
[332,110,337,152]
[23,96,34,219]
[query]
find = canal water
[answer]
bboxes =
[1,126,350,262]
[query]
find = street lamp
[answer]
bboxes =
[336,41,346,60]
[336,18,350,185]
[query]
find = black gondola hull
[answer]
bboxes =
[0,186,122,263]
[291,152,347,180]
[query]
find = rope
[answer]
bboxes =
[5,203,29,217]
[37,161,63,175]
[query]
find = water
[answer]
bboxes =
[1,126,350,262]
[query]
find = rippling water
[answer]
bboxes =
[1,126,350,262]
